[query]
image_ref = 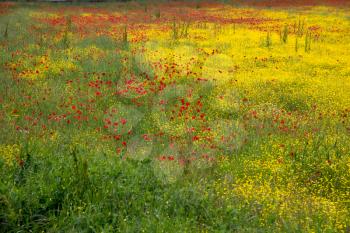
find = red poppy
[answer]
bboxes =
[18,159,24,167]
[120,118,127,125]
[143,134,151,141]
[180,98,185,105]
[192,135,200,141]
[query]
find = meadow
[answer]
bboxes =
[0,1,350,232]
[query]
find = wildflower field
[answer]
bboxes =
[0,1,350,232]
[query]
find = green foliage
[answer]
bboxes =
[62,16,72,49]
[305,30,312,52]
[154,8,160,19]
[172,18,190,40]
[3,22,8,39]
[280,24,288,43]
[123,24,128,45]
[265,31,272,48]
[295,18,305,37]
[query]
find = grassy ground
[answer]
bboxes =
[0,1,350,232]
